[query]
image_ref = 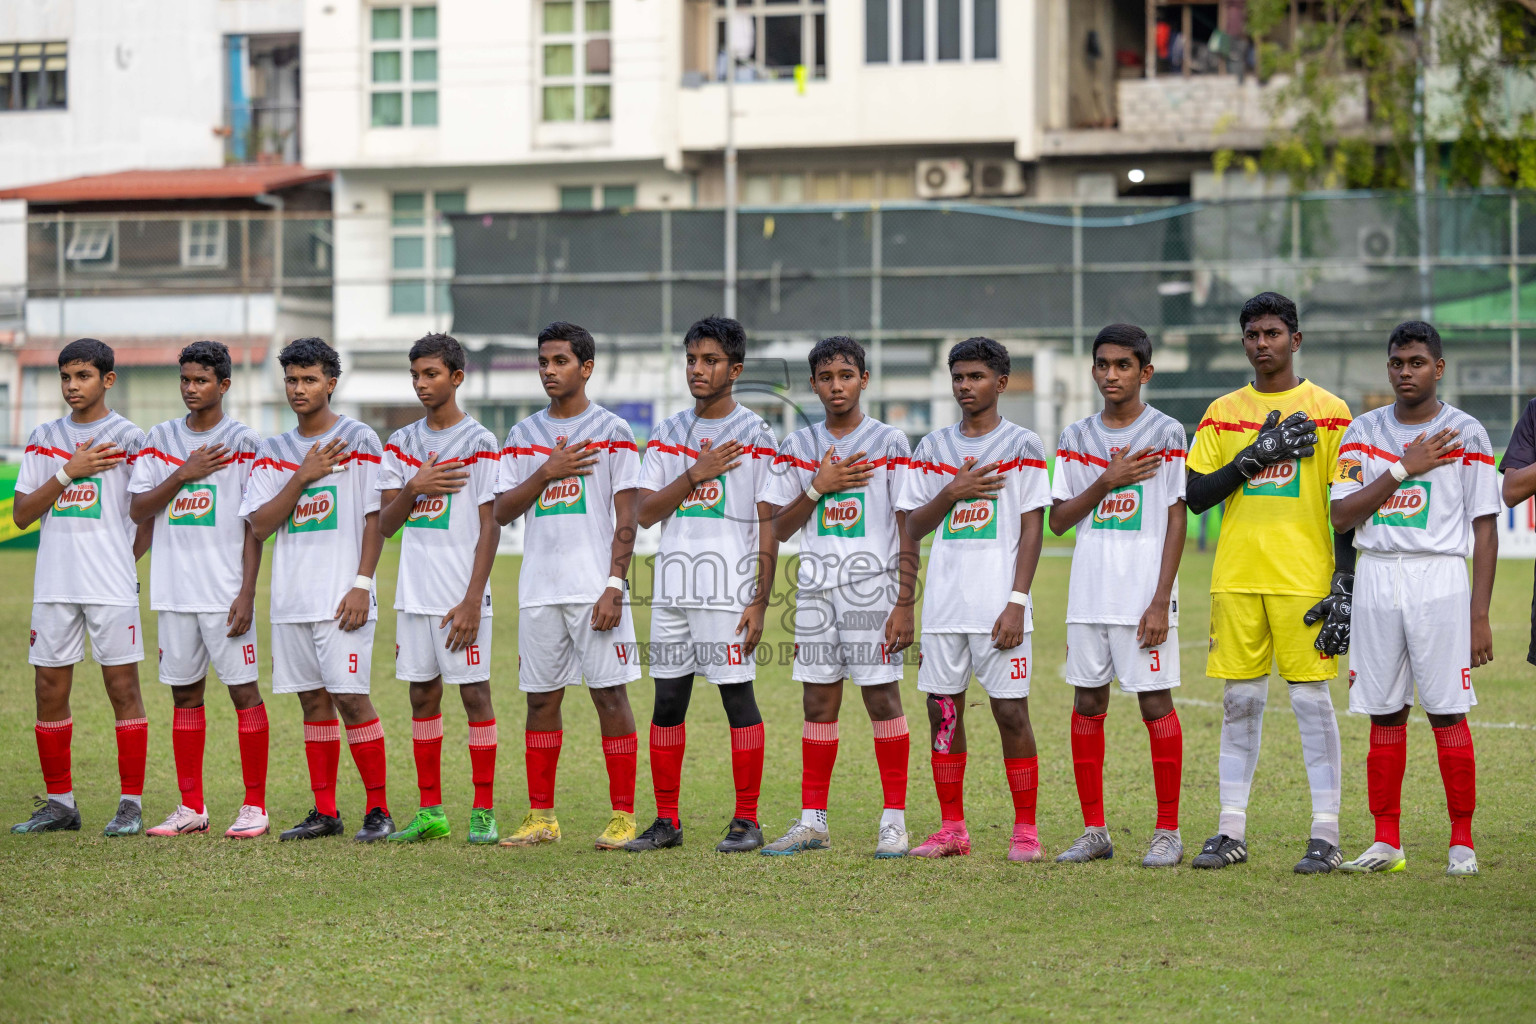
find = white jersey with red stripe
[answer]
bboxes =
[769,415,912,592]
[18,411,146,606]
[497,403,640,607]
[129,415,260,613]
[238,415,382,624]
[1330,402,1500,557]
[379,415,500,617]
[1052,406,1187,625]
[897,417,1051,633]
[638,404,778,611]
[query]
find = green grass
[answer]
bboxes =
[2,543,1534,1022]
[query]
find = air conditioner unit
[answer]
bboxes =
[915,159,972,199]
[973,158,1025,197]
[1358,224,1396,261]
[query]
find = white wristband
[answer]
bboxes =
[804,483,821,502]
[1388,460,1410,483]
[1008,591,1029,606]
[54,467,72,487]
[353,575,374,593]
[607,575,626,592]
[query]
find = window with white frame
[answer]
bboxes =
[180,219,228,268]
[0,41,68,110]
[540,1,611,122]
[65,220,115,270]
[369,5,438,128]
[714,0,825,81]
[865,0,996,64]
[558,184,637,210]
[390,189,464,316]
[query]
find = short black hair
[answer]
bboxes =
[409,332,466,373]
[1388,320,1443,360]
[1092,324,1153,368]
[538,321,596,364]
[684,316,747,365]
[179,340,232,381]
[808,335,866,375]
[947,336,1010,376]
[58,338,114,376]
[278,337,341,379]
[1239,291,1300,334]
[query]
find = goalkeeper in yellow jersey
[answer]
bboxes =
[1185,292,1355,875]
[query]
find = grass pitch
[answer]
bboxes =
[1,543,1533,1022]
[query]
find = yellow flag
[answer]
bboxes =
[794,65,807,94]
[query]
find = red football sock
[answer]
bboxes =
[1367,723,1407,848]
[731,723,765,824]
[35,717,73,796]
[1434,720,1476,849]
[649,723,686,826]
[468,719,497,810]
[304,719,341,818]
[235,703,269,811]
[171,705,207,813]
[1144,709,1183,831]
[412,714,444,807]
[345,718,388,816]
[932,750,967,822]
[871,716,910,810]
[1070,710,1107,828]
[114,717,148,797]
[602,732,637,814]
[1004,755,1038,826]
[525,729,562,810]
[801,720,839,811]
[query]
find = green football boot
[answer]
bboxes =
[467,807,499,845]
[387,805,450,843]
[102,798,143,837]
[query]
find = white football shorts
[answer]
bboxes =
[30,602,144,668]
[156,610,258,686]
[1064,623,1180,693]
[648,603,755,685]
[395,610,492,685]
[271,620,376,695]
[1349,553,1476,716]
[518,602,640,692]
[792,581,904,686]
[918,607,1034,700]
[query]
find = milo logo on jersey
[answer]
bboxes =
[535,477,587,516]
[817,493,866,538]
[1243,460,1301,497]
[52,477,103,518]
[677,476,726,518]
[1091,485,1143,530]
[406,492,452,529]
[1373,481,1431,529]
[943,498,997,539]
[290,485,338,532]
[168,483,217,527]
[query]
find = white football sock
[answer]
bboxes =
[53,791,76,809]
[879,807,905,831]
[801,807,828,830]
[1217,677,1269,840]
[1288,681,1342,846]
[121,794,142,808]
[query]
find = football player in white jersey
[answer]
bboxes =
[241,338,394,843]
[1048,324,1188,868]
[626,316,779,854]
[378,334,502,846]
[494,322,643,851]
[128,341,268,839]
[761,336,918,858]
[898,337,1052,863]
[1329,321,1499,877]
[12,339,152,836]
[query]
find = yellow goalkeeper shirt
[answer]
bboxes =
[1188,380,1352,597]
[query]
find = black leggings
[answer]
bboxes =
[651,674,762,730]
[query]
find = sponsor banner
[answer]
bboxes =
[677,475,726,518]
[53,477,103,519]
[943,497,997,539]
[290,485,338,533]
[1372,480,1431,529]
[168,483,217,527]
[406,491,452,529]
[817,492,865,538]
[1243,459,1300,497]
[1091,484,1143,531]
[535,476,586,516]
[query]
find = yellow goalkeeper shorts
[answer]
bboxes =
[1206,592,1338,682]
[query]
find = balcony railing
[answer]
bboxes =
[221,104,301,165]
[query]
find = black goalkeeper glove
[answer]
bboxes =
[1304,570,1353,656]
[1235,410,1319,478]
